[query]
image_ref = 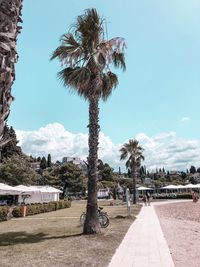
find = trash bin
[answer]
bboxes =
[20,205,27,217]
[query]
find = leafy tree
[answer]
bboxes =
[51,8,126,234]
[0,154,37,186]
[1,125,22,160]
[190,165,196,174]
[47,154,52,168]
[0,1,23,147]
[97,159,113,181]
[197,167,200,173]
[40,156,47,170]
[181,172,187,179]
[119,139,144,204]
[42,162,87,196]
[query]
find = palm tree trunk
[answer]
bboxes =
[132,167,137,204]
[83,95,101,234]
[0,0,23,145]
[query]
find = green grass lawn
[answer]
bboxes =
[0,200,141,267]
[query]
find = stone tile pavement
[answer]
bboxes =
[108,202,175,267]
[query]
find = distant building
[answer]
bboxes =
[62,157,83,165]
[62,157,87,175]
[30,162,40,171]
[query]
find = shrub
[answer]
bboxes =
[0,206,9,221]
[12,199,71,217]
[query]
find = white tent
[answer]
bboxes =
[14,185,40,194]
[161,185,178,190]
[17,185,62,204]
[137,186,153,191]
[0,183,21,195]
[184,183,197,189]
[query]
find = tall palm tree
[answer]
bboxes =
[120,139,144,204]
[51,8,126,234]
[0,0,23,150]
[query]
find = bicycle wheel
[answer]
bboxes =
[99,214,109,228]
[80,213,86,225]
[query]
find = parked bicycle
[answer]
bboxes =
[80,207,109,228]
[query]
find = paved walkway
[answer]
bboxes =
[108,202,175,267]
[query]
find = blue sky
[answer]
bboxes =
[9,1,200,170]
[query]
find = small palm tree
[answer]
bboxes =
[120,139,144,204]
[51,8,126,234]
[0,0,23,148]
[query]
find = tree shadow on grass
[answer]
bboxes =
[0,231,83,246]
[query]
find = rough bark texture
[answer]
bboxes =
[0,0,23,145]
[83,95,101,234]
[132,167,137,204]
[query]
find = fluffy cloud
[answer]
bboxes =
[180,116,190,123]
[16,123,200,171]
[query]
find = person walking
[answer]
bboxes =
[142,194,147,206]
[146,191,151,206]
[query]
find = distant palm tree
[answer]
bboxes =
[120,139,144,204]
[0,0,23,149]
[51,8,126,234]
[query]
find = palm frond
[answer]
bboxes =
[50,34,84,66]
[119,147,128,160]
[57,67,91,97]
[75,8,103,53]
[112,52,126,71]
[101,71,118,101]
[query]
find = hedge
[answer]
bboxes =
[0,199,71,221]
[0,206,9,222]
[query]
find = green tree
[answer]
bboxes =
[97,159,114,181]
[51,8,126,234]
[40,156,47,170]
[43,162,87,196]
[1,125,22,160]
[0,1,23,147]
[119,139,144,204]
[190,165,196,174]
[47,154,52,168]
[0,154,37,185]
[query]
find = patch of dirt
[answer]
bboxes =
[155,201,200,267]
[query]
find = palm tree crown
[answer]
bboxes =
[51,8,126,100]
[120,139,144,172]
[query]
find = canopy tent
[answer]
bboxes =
[14,185,40,194]
[0,183,21,195]
[175,185,186,189]
[184,183,199,189]
[161,185,179,190]
[17,185,62,204]
[137,186,153,191]
[29,186,62,193]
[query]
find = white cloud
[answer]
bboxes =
[16,123,200,172]
[180,116,190,123]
